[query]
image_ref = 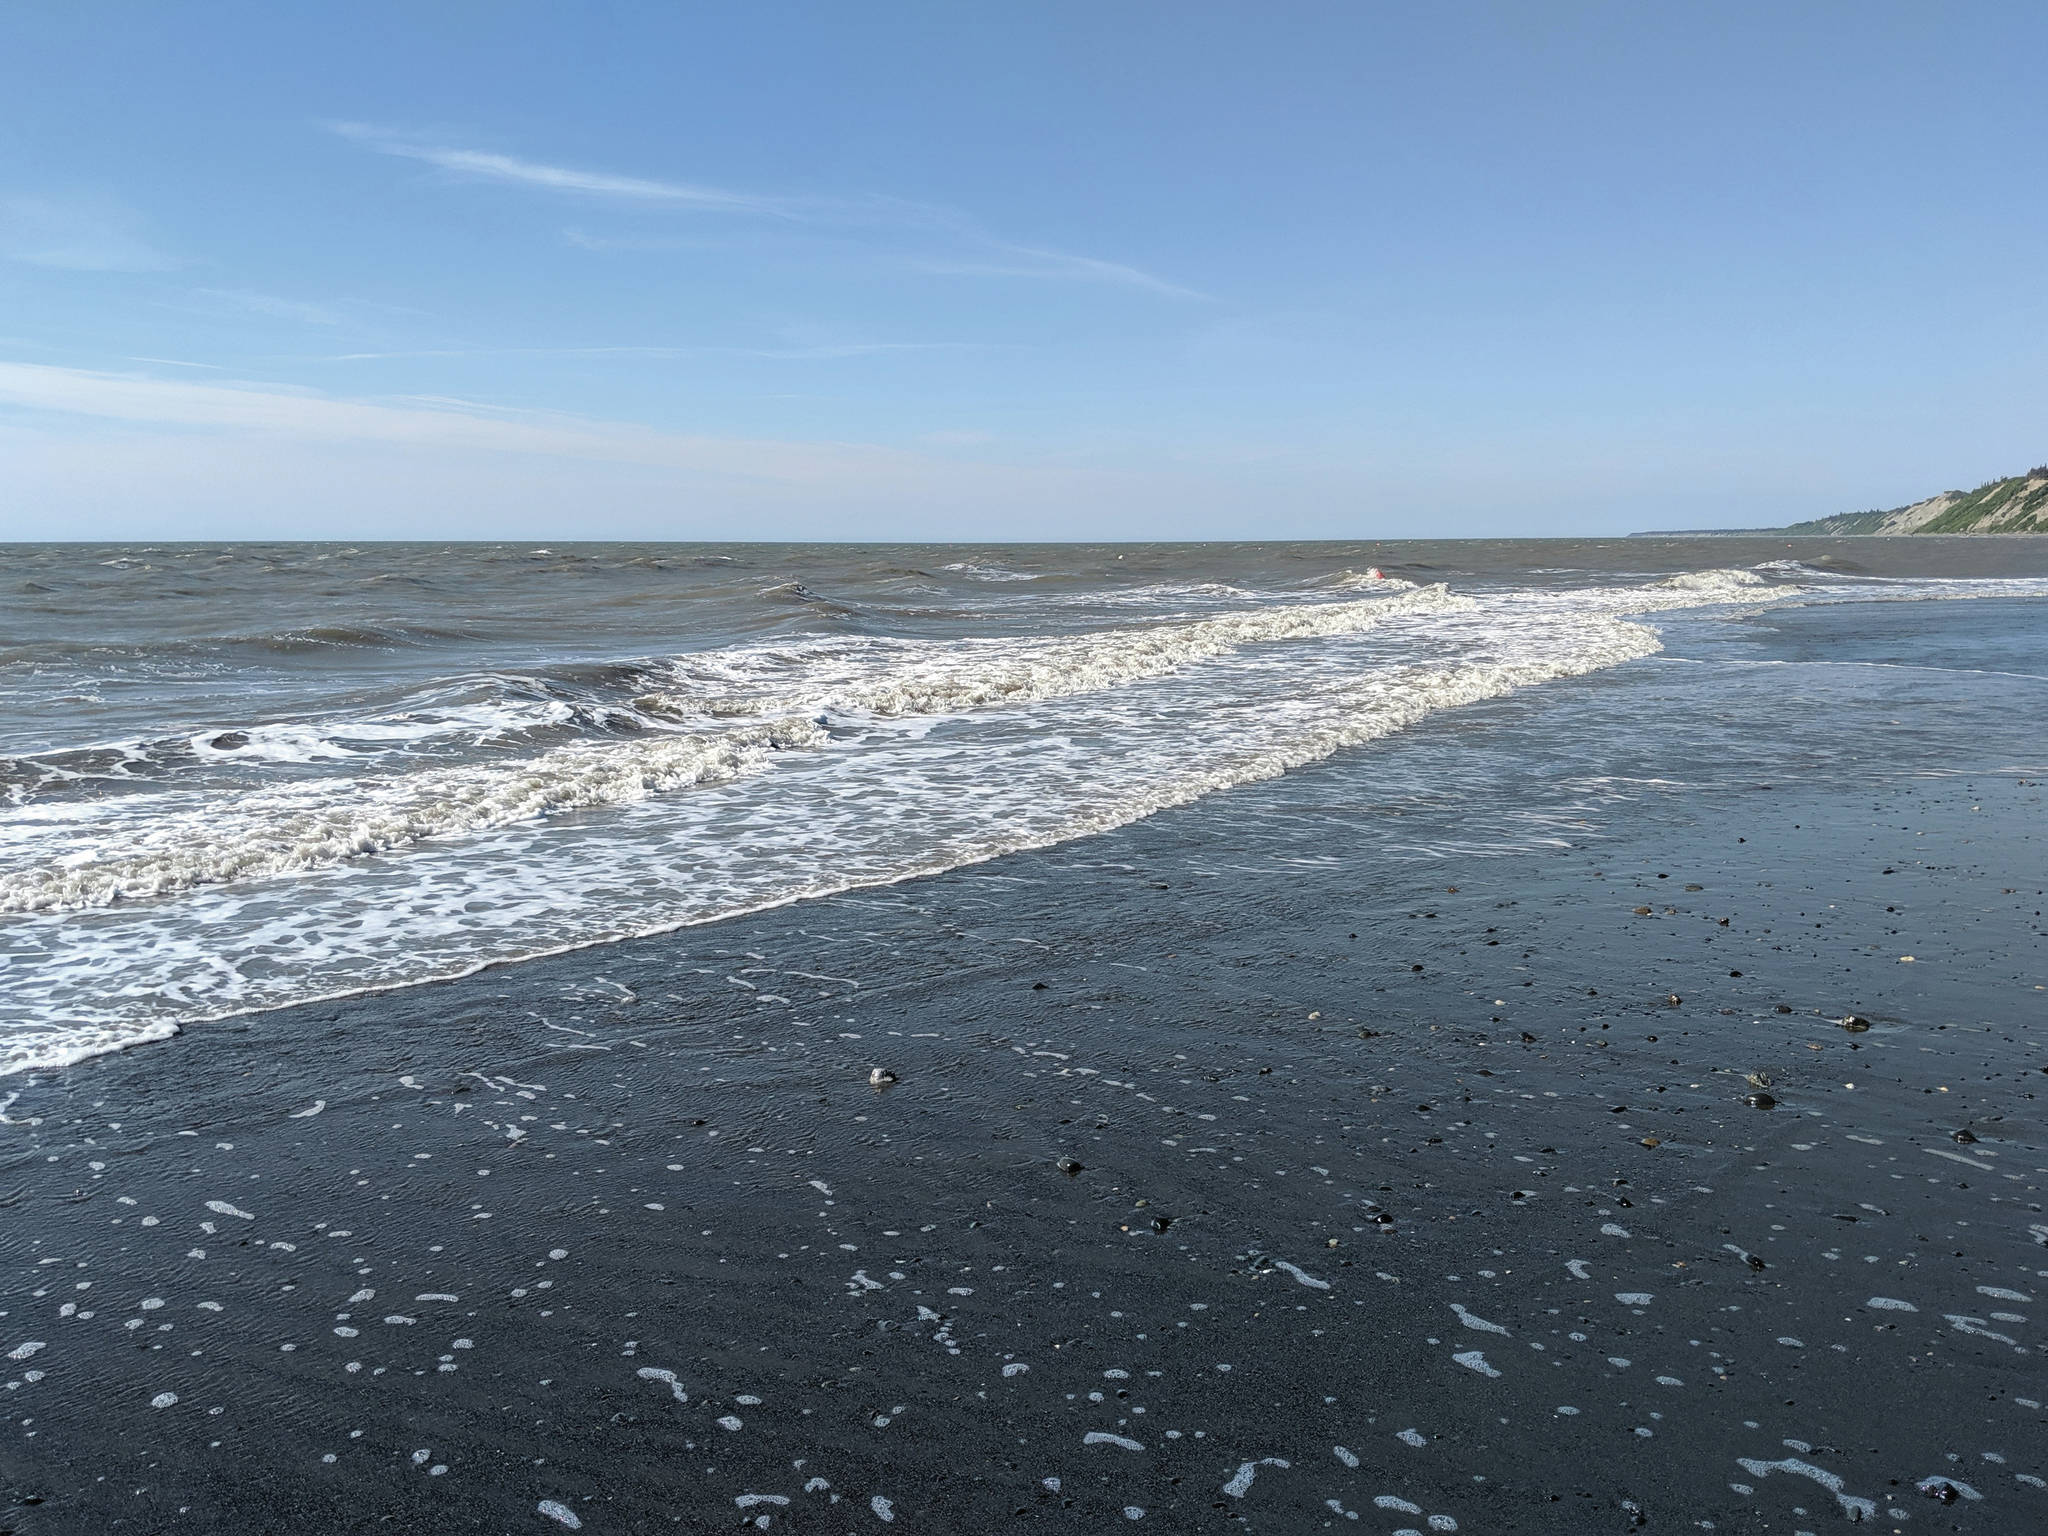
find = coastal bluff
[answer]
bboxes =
[1647,463,2048,535]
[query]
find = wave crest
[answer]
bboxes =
[0,719,822,915]
[1652,567,1770,596]
[637,584,1470,723]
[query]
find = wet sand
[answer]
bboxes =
[3,711,2044,1531]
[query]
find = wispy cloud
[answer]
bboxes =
[331,123,799,216]
[0,196,172,272]
[331,124,1205,300]
[314,342,986,363]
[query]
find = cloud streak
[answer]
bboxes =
[314,342,989,363]
[332,124,1204,299]
[332,124,797,216]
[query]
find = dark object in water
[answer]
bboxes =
[1743,1091,1777,1109]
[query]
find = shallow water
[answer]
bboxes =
[3,536,2045,1074]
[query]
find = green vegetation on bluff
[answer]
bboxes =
[1643,464,2048,536]
[1771,465,2048,535]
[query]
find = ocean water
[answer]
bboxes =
[4,536,2045,1075]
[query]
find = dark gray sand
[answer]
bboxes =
[3,628,2045,1533]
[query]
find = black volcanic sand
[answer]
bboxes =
[4,645,2047,1533]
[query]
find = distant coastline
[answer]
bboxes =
[1637,462,2048,536]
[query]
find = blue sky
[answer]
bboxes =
[4,1,2046,541]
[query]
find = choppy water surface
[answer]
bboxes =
[4,536,2045,1072]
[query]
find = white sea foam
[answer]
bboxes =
[5,691,593,798]
[0,590,1665,1073]
[184,700,581,764]
[1736,1457,1878,1522]
[1450,1304,1508,1335]
[12,560,2038,1077]
[1222,1458,1289,1497]
[940,560,1040,582]
[633,583,1469,724]
[1651,566,1768,596]
[0,719,821,916]
[4,587,1460,921]
[1085,1431,1145,1451]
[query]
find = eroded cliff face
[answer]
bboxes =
[1783,468,2048,534]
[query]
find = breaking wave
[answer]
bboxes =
[0,719,823,915]
[636,584,1470,723]
[1652,567,1770,596]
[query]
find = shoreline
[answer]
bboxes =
[4,648,2043,1532]
[15,541,2048,1085]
